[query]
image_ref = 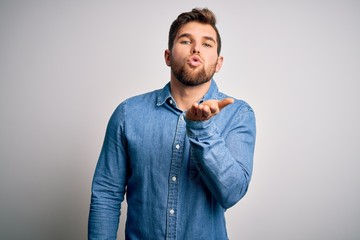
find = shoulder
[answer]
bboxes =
[104,88,164,134]
[114,89,160,113]
[125,89,159,106]
[215,91,256,134]
[217,93,256,138]
[109,88,165,127]
[217,91,254,115]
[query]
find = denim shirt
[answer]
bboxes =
[88,80,256,240]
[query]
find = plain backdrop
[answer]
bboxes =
[1,0,359,239]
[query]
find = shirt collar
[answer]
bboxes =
[202,80,219,101]
[156,82,173,106]
[156,80,219,107]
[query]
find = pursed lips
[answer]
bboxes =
[187,55,203,67]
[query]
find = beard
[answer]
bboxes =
[170,56,217,86]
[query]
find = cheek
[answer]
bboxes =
[207,54,220,67]
[172,53,188,66]
[205,51,218,61]
[172,43,188,54]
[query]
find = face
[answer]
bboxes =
[165,22,223,86]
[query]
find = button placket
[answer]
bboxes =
[166,114,185,239]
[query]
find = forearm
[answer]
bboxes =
[88,104,128,239]
[186,109,256,209]
[88,157,126,239]
[88,192,121,239]
[189,134,251,209]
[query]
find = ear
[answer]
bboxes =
[215,56,224,72]
[164,49,171,67]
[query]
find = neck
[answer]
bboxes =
[170,77,211,111]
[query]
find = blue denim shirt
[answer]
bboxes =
[88,80,256,240]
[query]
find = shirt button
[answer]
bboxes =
[175,144,180,149]
[172,176,177,182]
[169,99,173,104]
[169,209,175,215]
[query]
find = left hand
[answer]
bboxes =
[186,98,234,121]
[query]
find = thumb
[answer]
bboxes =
[218,98,234,110]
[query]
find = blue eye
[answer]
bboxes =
[180,40,191,45]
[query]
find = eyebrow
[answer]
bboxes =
[177,33,216,43]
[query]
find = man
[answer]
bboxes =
[89,8,256,240]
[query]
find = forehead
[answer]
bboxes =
[176,22,217,40]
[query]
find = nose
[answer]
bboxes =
[192,49,200,54]
[191,44,200,54]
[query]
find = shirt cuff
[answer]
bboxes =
[185,118,218,140]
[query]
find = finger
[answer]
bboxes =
[209,102,219,114]
[190,103,199,115]
[202,105,211,117]
[218,98,234,110]
[194,104,202,117]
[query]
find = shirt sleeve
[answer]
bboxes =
[185,102,256,209]
[88,103,128,239]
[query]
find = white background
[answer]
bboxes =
[1,1,359,239]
